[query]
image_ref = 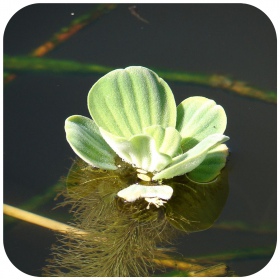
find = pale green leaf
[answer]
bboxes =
[176,96,227,152]
[88,66,177,138]
[152,134,229,180]
[100,128,172,172]
[187,144,229,182]
[65,115,117,170]
[144,125,182,158]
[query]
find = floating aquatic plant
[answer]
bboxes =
[65,66,229,207]
[44,66,230,277]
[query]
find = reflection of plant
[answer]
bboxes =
[43,158,229,277]
[65,66,229,205]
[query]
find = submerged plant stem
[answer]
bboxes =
[30,4,117,57]
[4,203,229,276]
[153,257,205,271]
[193,246,276,262]
[4,55,276,103]
[4,4,118,84]
[3,204,87,235]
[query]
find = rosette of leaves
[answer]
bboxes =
[65,66,229,203]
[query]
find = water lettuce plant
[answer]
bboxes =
[44,67,230,277]
[65,66,229,206]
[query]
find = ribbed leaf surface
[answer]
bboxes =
[176,96,227,152]
[65,115,117,170]
[152,134,229,180]
[100,128,172,172]
[144,125,182,158]
[88,66,177,138]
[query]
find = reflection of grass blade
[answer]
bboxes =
[155,69,276,104]
[4,72,16,83]
[30,4,117,57]
[4,4,118,84]
[4,55,114,74]
[155,263,230,277]
[19,182,63,212]
[4,55,276,104]
[193,245,275,262]
[214,220,276,234]
[157,263,230,277]
[187,263,230,277]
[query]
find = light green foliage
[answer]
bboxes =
[144,125,182,157]
[176,96,227,151]
[65,115,117,170]
[152,134,229,180]
[87,66,177,138]
[100,128,172,172]
[65,66,229,189]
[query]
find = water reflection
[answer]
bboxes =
[44,158,228,276]
[166,170,229,232]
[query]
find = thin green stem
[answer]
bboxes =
[4,55,276,104]
[4,4,118,84]
[192,245,275,262]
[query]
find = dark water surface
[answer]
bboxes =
[4,4,277,277]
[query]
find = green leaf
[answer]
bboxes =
[87,66,177,138]
[152,134,229,180]
[144,125,182,158]
[176,96,227,152]
[65,115,117,170]
[100,128,172,172]
[187,144,229,182]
